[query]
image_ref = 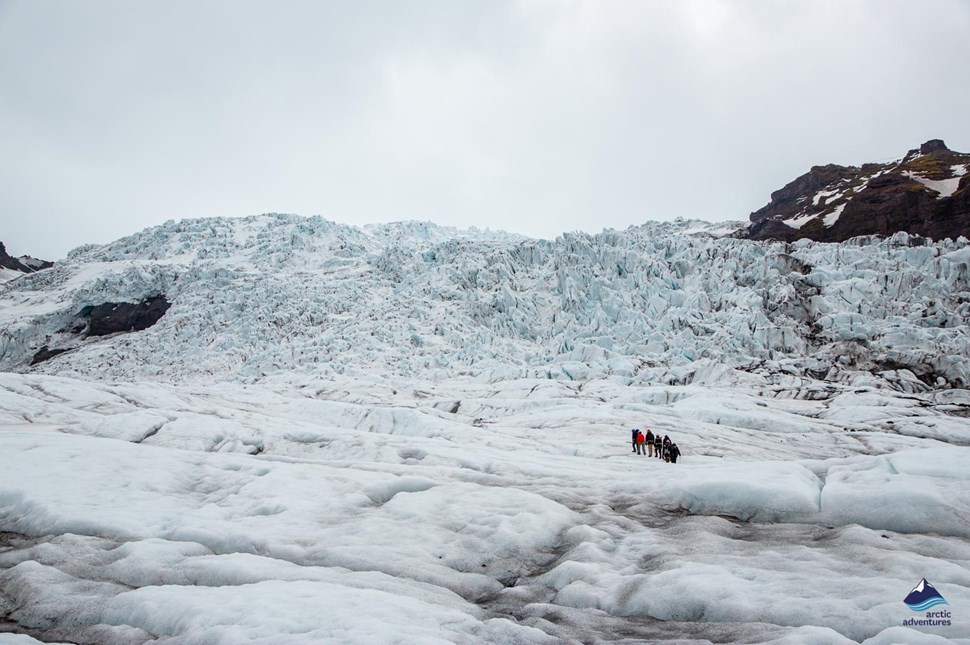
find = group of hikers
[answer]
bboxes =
[630,428,680,463]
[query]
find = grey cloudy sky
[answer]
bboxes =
[2,0,969,260]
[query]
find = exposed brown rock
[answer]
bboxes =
[920,139,948,154]
[0,241,53,273]
[84,296,172,337]
[741,140,970,243]
[31,346,70,365]
[750,164,857,225]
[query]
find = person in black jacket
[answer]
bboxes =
[644,429,655,457]
[669,442,681,463]
[631,428,638,453]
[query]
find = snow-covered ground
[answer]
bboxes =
[903,172,964,200]
[1,215,969,643]
[1,374,967,643]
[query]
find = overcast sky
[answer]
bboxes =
[2,0,969,259]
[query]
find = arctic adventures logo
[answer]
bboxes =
[902,578,952,628]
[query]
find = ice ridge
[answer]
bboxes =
[1,214,968,390]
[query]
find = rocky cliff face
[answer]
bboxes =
[741,140,970,243]
[0,241,53,274]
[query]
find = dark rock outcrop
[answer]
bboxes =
[920,139,948,155]
[83,296,172,337]
[31,346,70,365]
[742,140,970,243]
[26,296,171,366]
[750,165,858,226]
[0,242,53,273]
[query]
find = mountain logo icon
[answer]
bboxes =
[904,578,949,611]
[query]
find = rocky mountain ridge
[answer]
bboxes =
[742,139,970,243]
[0,241,53,277]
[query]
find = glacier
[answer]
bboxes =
[0,214,968,644]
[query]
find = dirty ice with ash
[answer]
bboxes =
[0,214,968,644]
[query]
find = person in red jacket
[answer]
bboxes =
[636,429,647,455]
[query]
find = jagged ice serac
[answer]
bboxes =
[3,214,969,391]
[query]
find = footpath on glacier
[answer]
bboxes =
[0,215,968,644]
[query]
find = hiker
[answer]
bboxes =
[635,429,646,455]
[644,428,655,457]
[669,442,681,464]
[662,435,672,462]
[654,433,663,459]
[631,428,639,453]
